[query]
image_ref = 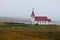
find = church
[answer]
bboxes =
[31,8,51,25]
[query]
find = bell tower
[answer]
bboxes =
[31,8,35,24]
[31,8,35,17]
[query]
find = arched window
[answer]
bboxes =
[40,21,41,23]
[45,21,46,24]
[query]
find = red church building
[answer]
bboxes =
[31,8,51,25]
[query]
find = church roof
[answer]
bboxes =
[31,8,35,17]
[31,11,35,16]
[35,16,51,21]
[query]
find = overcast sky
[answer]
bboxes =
[0,0,60,21]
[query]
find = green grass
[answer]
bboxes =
[0,25,60,31]
[0,24,60,40]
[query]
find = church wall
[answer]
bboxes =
[33,21,52,25]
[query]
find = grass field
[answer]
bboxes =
[0,24,60,40]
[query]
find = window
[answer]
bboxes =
[40,21,41,23]
[45,21,46,24]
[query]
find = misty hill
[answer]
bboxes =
[0,17,60,25]
[0,17,31,24]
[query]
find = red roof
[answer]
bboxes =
[31,9,35,17]
[31,11,35,17]
[47,19,51,21]
[35,16,51,21]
